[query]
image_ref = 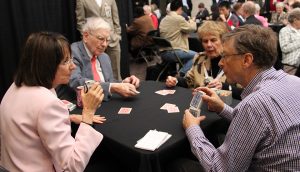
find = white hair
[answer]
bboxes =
[255,3,261,13]
[82,17,111,33]
[143,5,152,14]
[276,2,285,8]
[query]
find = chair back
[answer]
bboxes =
[147,30,159,37]
[151,36,172,49]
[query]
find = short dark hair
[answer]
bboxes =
[15,32,70,88]
[218,1,231,9]
[198,3,205,8]
[222,25,277,69]
[170,0,183,11]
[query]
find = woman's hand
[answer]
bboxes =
[81,82,104,124]
[70,114,106,124]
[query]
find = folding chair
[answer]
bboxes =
[133,30,161,66]
[151,36,184,81]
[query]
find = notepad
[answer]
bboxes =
[134,130,172,151]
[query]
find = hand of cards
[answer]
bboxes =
[189,91,205,117]
[84,80,95,93]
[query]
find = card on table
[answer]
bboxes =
[160,103,176,110]
[167,106,180,113]
[118,107,132,114]
[155,90,176,96]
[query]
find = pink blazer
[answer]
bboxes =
[0,84,103,172]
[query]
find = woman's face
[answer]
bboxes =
[201,34,223,58]
[52,47,76,88]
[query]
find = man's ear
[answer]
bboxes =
[82,32,88,43]
[242,53,254,68]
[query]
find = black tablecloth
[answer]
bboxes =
[72,81,239,172]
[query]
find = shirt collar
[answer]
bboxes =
[50,88,57,97]
[83,42,94,59]
[169,11,179,17]
[241,67,276,99]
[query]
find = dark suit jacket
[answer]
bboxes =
[242,15,263,26]
[69,41,118,100]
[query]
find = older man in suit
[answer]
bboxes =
[76,0,122,80]
[70,17,140,101]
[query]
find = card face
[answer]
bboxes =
[160,103,176,110]
[155,90,176,96]
[118,107,132,114]
[167,106,180,113]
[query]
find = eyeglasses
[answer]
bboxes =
[61,57,74,65]
[89,32,110,44]
[220,53,244,59]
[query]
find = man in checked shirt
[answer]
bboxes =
[180,25,300,171]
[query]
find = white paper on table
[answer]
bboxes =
[134,130,172,151]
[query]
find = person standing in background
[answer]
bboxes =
[76,0,122,80]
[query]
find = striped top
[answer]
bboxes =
[186,68,300,171]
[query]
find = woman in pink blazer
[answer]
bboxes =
[0,32,104,172]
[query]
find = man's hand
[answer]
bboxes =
[165,76,178,87]
[123,75,140,88]
[207,79,222,89]
[219,14,226,22]
[183,110,206,129]
[111,83,138,97]
[194,87,225,113]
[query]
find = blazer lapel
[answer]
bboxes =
[78,41,94,80]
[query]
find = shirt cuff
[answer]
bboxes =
[186,124,205,142]
[108,83,112,96]
[219,103,233,120]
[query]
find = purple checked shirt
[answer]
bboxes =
[186,68,300,171]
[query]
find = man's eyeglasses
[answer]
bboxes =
[61,57,74,65]
[89,32,110,44]
[220,53,244,59]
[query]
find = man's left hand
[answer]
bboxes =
[183,109,206,129]
[123,75,140,88]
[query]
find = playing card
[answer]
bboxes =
[167,106,180,113]
[61,100,76,111]
[165,90,176,94]
[155,90,168,96]
[118,107,132,114]
[160,103,176,110]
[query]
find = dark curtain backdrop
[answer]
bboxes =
[0,0,133,101]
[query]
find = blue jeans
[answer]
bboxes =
[160,49,197,75]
